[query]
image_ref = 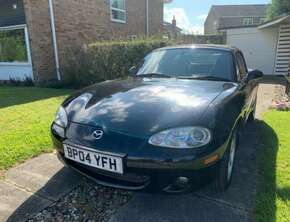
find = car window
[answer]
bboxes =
[137,48,235,81]
[236,52,247,81]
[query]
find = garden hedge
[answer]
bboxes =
[62,39,170,88]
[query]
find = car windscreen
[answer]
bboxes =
[137,48,235,81]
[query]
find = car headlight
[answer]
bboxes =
[54,106,68,128]
[148,127,211,148]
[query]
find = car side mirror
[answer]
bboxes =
[247,69,263,81]
[129,66,137,76]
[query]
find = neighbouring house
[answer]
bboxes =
[0,0,164,82]
[224,14,290,75]
[163,16,182,39]
[204,4,268,35]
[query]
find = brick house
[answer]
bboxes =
[204,4,268,35]
[0,0,164,82]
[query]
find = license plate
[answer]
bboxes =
[63,144,123,174]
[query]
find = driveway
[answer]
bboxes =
[1,123,258,222]
[110,123,258,222]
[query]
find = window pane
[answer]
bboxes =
[243,18,253,26]
[0,29,28,63]
[111,0,125,10]
[112,9,125,21]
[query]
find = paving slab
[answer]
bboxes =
[255,83,276,119]
[110,193,249,222]
[5,153,82,201]
[196,124,258,211]
[1,153,83,221]
[0,181,51,222]
[110,123,257,222]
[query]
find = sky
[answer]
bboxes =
[164,0,271,34]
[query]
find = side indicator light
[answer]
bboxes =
[204,154,219,165]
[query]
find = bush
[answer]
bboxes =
[38,79,71,89]
[62,39,171,88]
[179,34,225,45]
[0,76,34,87]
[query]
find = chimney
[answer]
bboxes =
[172,15,177,28]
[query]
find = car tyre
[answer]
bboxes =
[213,128,238,192]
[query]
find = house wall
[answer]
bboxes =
[53,0,163,75]
[205,16,265,35]
[22,0,163,82]
[219,16,264,29]
[204,4,268,35]
[204,11,219,35]
[23,0,56,81]
[148,0,163,36]
[226,27,279,74]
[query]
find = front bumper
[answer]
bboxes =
[52,123,227,192]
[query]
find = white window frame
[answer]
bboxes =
[110,0,126,24]
[0,24,32,66]
[243,17,254,26]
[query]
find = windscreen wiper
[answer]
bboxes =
[137,73,173,78]
[177,75,230,82]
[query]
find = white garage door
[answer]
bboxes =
[0,25,33,81]
[274,24,290,75]
[226,27,279,74]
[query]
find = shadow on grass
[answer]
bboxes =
[254,120,279,222]
[0,86,72,109]
[277,187,290,203]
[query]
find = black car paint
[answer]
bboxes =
[51,45,260,191]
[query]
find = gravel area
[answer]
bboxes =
[270,83,290,110]
[27,180,133,222]
[274,84,287,101]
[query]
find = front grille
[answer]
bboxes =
[64,156,150,187]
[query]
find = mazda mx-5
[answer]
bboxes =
[51,45,263,193]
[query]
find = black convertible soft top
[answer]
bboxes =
[156,44,239,53]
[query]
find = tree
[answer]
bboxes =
[267,0,290,19]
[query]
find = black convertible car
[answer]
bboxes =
[51,45,263,193]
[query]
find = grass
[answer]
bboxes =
[254,110,290,222]
[0,86,72,170]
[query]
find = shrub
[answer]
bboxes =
[62,39,171,88]
[38,80,70,89]
[178,34,225,45]
[0,76,34,87]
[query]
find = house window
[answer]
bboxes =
[0,28,28,63]
[110,0,126,23]
[260,17,267,24]
[243,18,254,26]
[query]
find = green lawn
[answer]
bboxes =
[254,110,290,222]
[0,86,72,170]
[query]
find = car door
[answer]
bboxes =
[236,51,257,120]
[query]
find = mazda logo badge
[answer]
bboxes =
[92,130,104,140]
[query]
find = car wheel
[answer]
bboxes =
[213,128,238,192]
